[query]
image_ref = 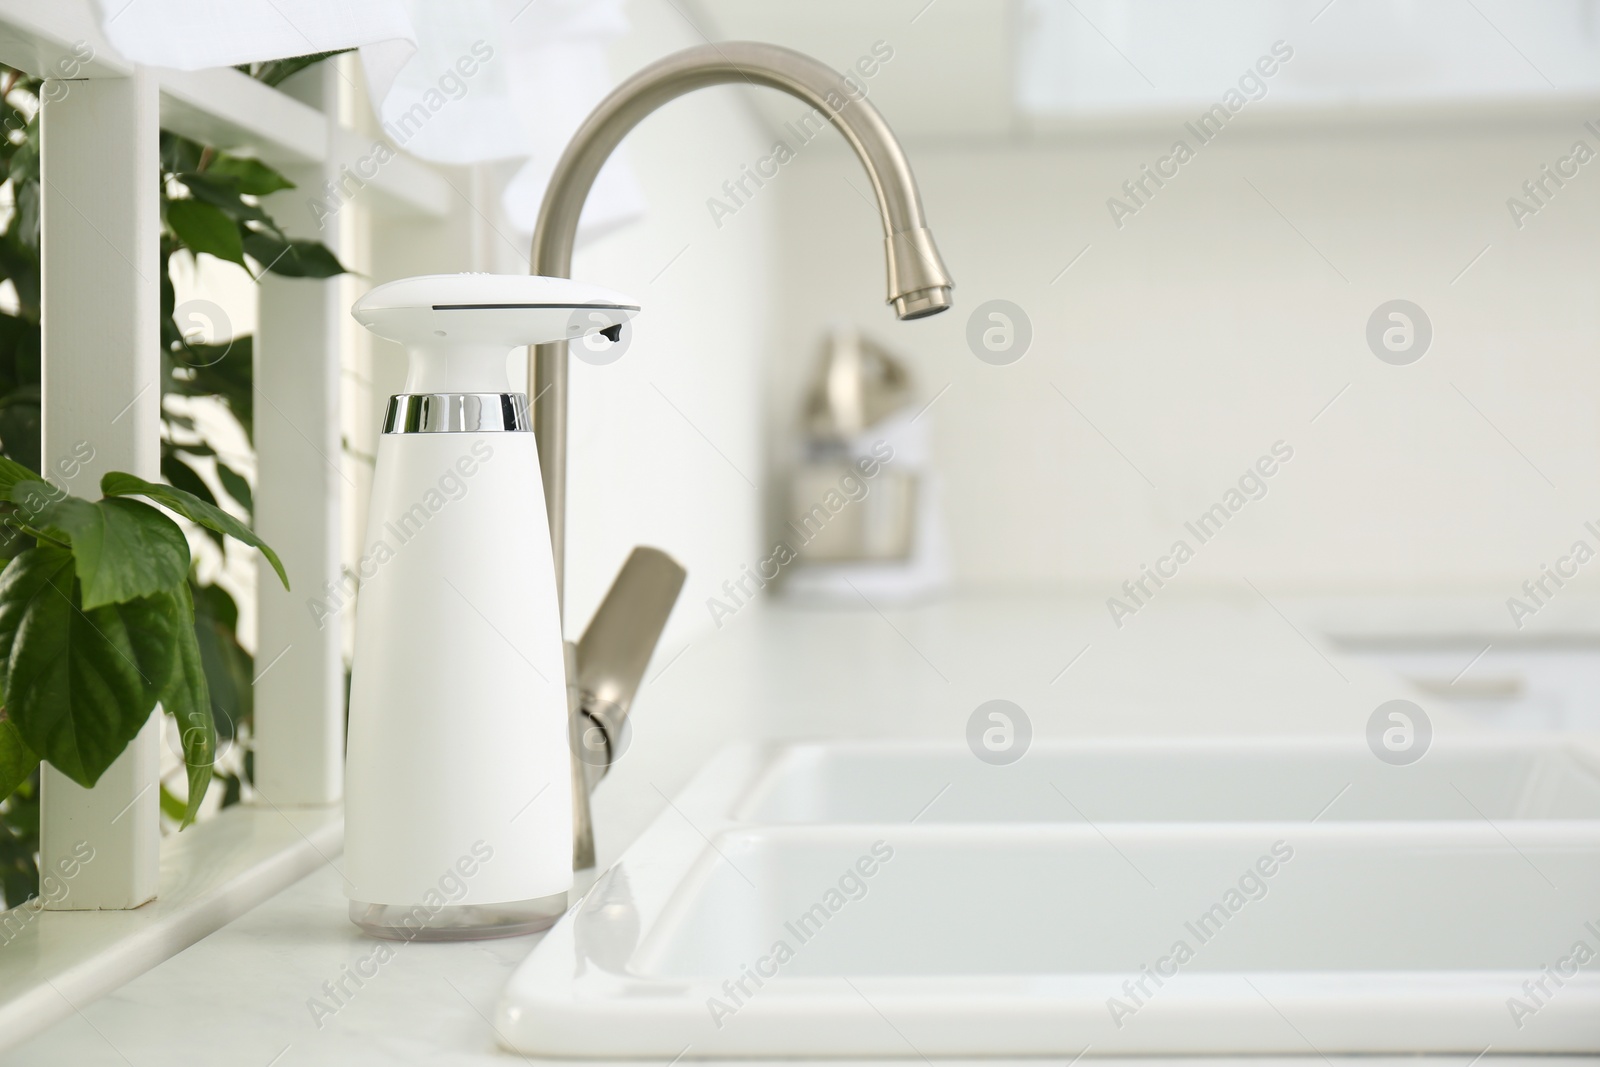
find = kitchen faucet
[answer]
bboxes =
[530,42,955,869]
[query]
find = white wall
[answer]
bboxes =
[768,122,1600,597]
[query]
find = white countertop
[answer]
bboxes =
[3,590,1594,1066]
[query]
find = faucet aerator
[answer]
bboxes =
[893,286,953,320]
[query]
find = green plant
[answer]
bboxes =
[235,51,351,89]
[0,460,288,826]
[160,131,343,285]
[0,61,346,904]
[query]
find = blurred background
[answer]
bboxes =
[557,0,1600,610]
[179,0,1600,728]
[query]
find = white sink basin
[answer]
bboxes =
[498,738,1600,1057]
[737,737,1600,823]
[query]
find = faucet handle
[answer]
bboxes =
[570,547,685,871]
[576,546,687,719]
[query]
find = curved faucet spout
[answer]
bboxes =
[531,43,954,869]
[529,41,955,607]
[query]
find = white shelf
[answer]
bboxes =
[158,66,327,163]
[0,804,343,1054]
[0,0,451,218]
[329,125,454,219]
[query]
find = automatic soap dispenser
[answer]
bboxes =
[343,273,637,939]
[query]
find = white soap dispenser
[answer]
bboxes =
[343,273,637,940]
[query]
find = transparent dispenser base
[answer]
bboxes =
[349,891,568,941]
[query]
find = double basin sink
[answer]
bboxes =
[499,737,1600,1057]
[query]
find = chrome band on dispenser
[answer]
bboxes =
[383,393,531,434]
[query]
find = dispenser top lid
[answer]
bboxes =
[351,273,639,349]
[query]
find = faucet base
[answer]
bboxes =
[348,892,568,941]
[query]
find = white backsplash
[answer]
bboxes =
[765,124,1600,598]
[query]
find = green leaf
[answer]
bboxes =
[8,136,36,191]
[162,582,213,826]
[202,155,293,196]
[159,454,216,506]
[0,234,39,318]
[0,546,177,786]
[0,719,38,799]
[159,244,176,341]
[192,578,250,732]
[159,131,204,176]
[176,172,272,224]
[243,50,352,89]
[241,230,345,279]
[0,312,43,390]
[0,392,41,478]
[0,781,41,908]
[170,334,241,373]
[159,455,222,550]
[158,784,187,823]
[19,487,190,610]
[166,200,245,267]
[0,524,29,564]
[215,463,253,517]
[10,180,38,254]
[100,472,287,591]
[0,452,39,495]
[163,441,216,460]
[168,335,252,442]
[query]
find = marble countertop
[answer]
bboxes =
[3,590,1592,1066]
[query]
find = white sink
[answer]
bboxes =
[498,738,1600,1057]
[736,737,1600,823]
